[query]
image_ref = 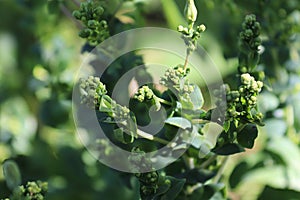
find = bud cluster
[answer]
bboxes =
[177,0,206,53]
[111,102,130,122]
[136,171,159,196]
[178,24,206,52]
[73,1,109,46]
[215,73,263,124]
[79,76,107,108]
[134,86,154,102]
[239,73,263,107]
[7,181,48,200]
[160,65,194,97]
[240,14,261,51]
[238,14,262,73]
[129,148,159,196]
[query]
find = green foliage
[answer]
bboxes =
[1,0,299,199]
[77,1,267,198]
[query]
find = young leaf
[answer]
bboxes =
[223,121,230,132]
[99,95,113,113]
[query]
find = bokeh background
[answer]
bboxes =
[0,0,299,199]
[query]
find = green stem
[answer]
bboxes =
[118,120,170,145]
[237,123,247,132]
[136,128,169,145]
[183,154,195,169]
[191,119,210,124]
[213,156,229,184]
[157,97,173,106]
[183,49,191,71]
[199,154,217,169]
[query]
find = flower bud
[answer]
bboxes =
[184,0,198,23]
[250,96,257,102]
[177,25,184,32]
[197,24,206,32]
[241,73,252,85]
[72,10,81,19]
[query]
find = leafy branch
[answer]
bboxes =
[75,0,265,199]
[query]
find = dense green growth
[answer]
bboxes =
[1,0,299,199]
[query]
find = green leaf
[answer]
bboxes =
[266,137,300,172]
[189,84,204,110]
[264,119,287,138]
[190,126,206,148]
[99,95,113,113]
[237,124,258,148]
[223,121,230,132]
[212,143,245,155]
[189,126,213,158]
[114,128,125,143]
[184,169,216,184]
[179,98,194,111]
[152,176,171,198]
[258,92,279,113]
[229,161,249,188]
[165,117,192,129]
[161,176,186,200]
[258,186,300,200]
[3,160,21,190]
[113,128,134,144]
[189,183,226,200]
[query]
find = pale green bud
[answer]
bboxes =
[197,24,206,32]
[177,25,184,32]
[250,96,257,102]
[184,0,198,23]
[241,73,252,85]
[257,81,263,89]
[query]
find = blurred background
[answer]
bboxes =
[0,0,299,199]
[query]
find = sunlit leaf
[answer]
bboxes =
[165,117,192,129]
[189,84,204,110]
